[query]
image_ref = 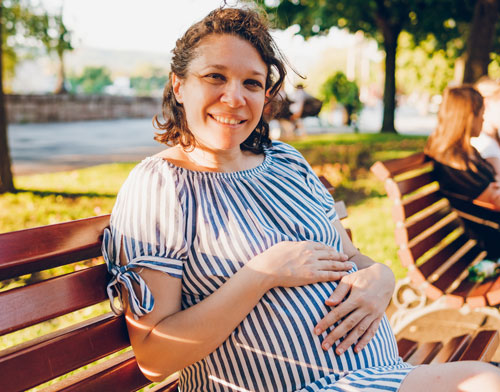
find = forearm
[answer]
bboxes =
[134,265,271,380]
[348,252,375,270]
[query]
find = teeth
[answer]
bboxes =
[212,115,242,125]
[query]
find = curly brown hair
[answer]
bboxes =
[153,7,287,154]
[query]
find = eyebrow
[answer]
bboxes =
[206,64,266,78]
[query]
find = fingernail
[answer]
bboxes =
[323,342,330,350]
[337,347,344,355]
[314,328,322,335]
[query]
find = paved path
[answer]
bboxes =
[9,119,164,174]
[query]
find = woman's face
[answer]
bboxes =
[172,34,267,152]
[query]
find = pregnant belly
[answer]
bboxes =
[201,283,401,392]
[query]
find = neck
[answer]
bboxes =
[183,145,251,173]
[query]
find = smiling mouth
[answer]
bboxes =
[210,114,246,125]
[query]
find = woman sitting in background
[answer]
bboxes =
[425,85,500,208]
[471,77,500,181]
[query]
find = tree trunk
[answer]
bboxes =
[463,0,499,83]
[54,51,67,94]
[374,5,400,134]
[0,4,15,194]
[381,34,398,134]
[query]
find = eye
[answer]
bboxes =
[245,79,264,89]
[204,73,225,82]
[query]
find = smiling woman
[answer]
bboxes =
[102,6,500,392]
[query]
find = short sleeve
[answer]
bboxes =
[471,134,500,159]
[103,158,188,319]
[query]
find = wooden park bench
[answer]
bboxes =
[1,177,498,391]
[371,152,500,331]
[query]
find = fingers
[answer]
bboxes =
[354,316,382,353]
[319,312,375,354]
[317,260,353,272]
[325,279,351,306]
[316,249,349,262]
[332,314,372,354]
[314,289,354,336]
[316,270,350,282]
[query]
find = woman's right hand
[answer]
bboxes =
[247,241,353,289]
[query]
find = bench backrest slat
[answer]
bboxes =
[396,171,435,197]
[400,205,452,245]
[370,152,428,179]
[0,215,110,281]
[432,245,484,293]
[0,264,108,335]
[40,351,151,392]
[429,334,471,363]
[459,330,499,362]
[408,220,461,262]
[406,341,443,365]
[417,236,469,278]
[394,190,442,221]
[0,314,129,392]
[396,338,418,361]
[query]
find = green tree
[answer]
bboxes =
[130,67,168,96]
[321,71,362,127]
[256,0,471,133]
[69,66,113,95]
[29,11,73,93]
[396,32,456,97]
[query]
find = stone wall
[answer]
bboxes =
[5,94,163,123]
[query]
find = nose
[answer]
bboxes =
[220,81,245,108]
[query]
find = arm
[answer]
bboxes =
[476,181,500,209]
[122,241,352,381]
[314,220,396,355]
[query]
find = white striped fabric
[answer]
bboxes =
[104,141,414,391]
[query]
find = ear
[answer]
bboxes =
[172,73,183,104]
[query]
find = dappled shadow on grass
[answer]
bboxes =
[14,188,117,199]
[332,184,387,206]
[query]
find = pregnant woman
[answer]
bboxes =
[104,6,500,391]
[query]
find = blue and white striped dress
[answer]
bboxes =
[104,141,414,392]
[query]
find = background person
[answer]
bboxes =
[104,7,500,392]
[425,86,500,208]
[472,77,500,181]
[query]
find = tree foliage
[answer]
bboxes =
[321,71,362,126]
[130,67,168,96]
[255,0,478,133]
[68,66,113,95]
[1,0,73,91]
[396,32,456,97]
[28,11,73,93]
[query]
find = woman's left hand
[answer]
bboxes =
[313,262,395,354]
